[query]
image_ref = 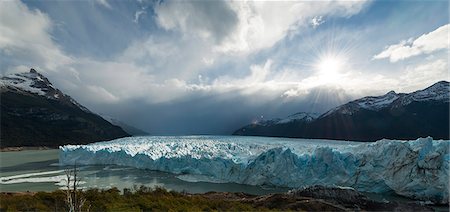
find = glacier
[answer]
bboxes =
[59,136,449,204]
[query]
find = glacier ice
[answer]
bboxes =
[59,136,449,203]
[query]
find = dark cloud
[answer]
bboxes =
[155,0,238,43]
[85,86,353,135]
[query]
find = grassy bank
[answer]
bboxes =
[1,185,438,211]
[0,186,267,212]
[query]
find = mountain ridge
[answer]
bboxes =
[0,68,130,148]
[1,68,91,112]
[233,81,449,141]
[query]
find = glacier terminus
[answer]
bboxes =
[59,136,449,204]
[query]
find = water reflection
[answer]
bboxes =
[0,150,288,195]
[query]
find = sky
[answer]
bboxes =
[0,0,449,135]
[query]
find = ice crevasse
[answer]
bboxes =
[59,136,449,203]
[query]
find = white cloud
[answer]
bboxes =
[0,2,50,48]
[154,0,369,54]
[399,58,449,92]
[119,35,217,82]
[53,59,158,104]
[373,24,450,62]
[218,1,368,54]
[6,0,440,108]
[1,0,387,111]
[311,16,325,28]
[0,1,153,105]
[96,0,112,9]
[130,0,371,92]
[133,9,146,23]
[0,1,73,71]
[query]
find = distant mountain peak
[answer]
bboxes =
[251,112,318,127]
[2,68,54,95]
[1,68,91,113]
[321,81,449,117]
[386,90,396,95]
[417,80,449,93]
[276,112,319,124]
[401,81,450,105]
[355,91,399,110]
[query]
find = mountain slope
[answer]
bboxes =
[234,81,449,141]
[234,112,319,137]
[101,115,149,136]
[0,69,130,147]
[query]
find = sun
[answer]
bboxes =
[318,58,341,74]
[315,56,345,84]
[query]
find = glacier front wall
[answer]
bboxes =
[59,136,449,204]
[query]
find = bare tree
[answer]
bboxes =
[64,163,86,212]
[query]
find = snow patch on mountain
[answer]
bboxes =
[60,136,449,203]
[356,91,399,110]
[321,81,449,117]
[404,81,449,104]
[253,112,318,126]
[1,68,91,113]
[0,71,49,95]
[276,112,319,124]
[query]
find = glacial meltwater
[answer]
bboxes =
[0,148,287,195]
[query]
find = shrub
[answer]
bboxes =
[0,186,267,211]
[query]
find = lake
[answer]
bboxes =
[0,148,288,194]
[0,135,360,194]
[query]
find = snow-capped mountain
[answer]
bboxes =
[234,112,319,137]
[276,112,319,124]
[1,68,130,148]
[252,112,318,126]
[234,81,449,141]
[399,80,449,105]
[321,91,400,116]
[321,81,449,117]
[0,68,91,112]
